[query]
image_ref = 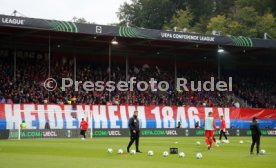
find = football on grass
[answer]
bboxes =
[118,149,123,154]
[196,153,203,159]
[163,151,169,157]
[107,148,113,153]
[260,149,266,155]
[179,152,185,158]
[130,150,136,155]
[148,150,154,156]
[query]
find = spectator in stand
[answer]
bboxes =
[0,54,275,108]
[234,100,240,108]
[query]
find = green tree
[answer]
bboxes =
[185,0,214,25]
[256,12,276,39]
[116,0,276,38]
[207,15,228,34]
[163,8,193,31]
[227,20,242,36]
[117,0,185,29]
[235,0,276,16]
[213,0,236,16]
[191,16,209,34]
[72,17,93,24]
[117,0,142,26]
[232,7,258,37]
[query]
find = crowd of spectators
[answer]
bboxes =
[0,53,275,109]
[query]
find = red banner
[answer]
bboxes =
[0,104,275,129]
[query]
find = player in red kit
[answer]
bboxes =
[80,118,88,139]
[219,115,228,141]
[205,112,217,150]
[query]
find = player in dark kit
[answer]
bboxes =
[250,116,261,155]
[219,115,228,140]
[80,118,88,139]
[127,111,142,153]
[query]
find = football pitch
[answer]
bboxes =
[0,137,275,168]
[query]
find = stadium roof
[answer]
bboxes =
[0,14,276,67]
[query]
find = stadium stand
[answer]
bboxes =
[0,52,275,108]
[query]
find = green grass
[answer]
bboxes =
[0,137,275,168]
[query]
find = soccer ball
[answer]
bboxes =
[81,137,85,140]
[216,140,221,144]
[107,148,113,153]
[118,149,123,154]
[196,153,203,159]
[179,152,185,158]
[239,140,244,144]
[148,150,154,156]
[130,150,136,155]
[196,141,201,145]
[260,149,266,155]
[163,151,169,157]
